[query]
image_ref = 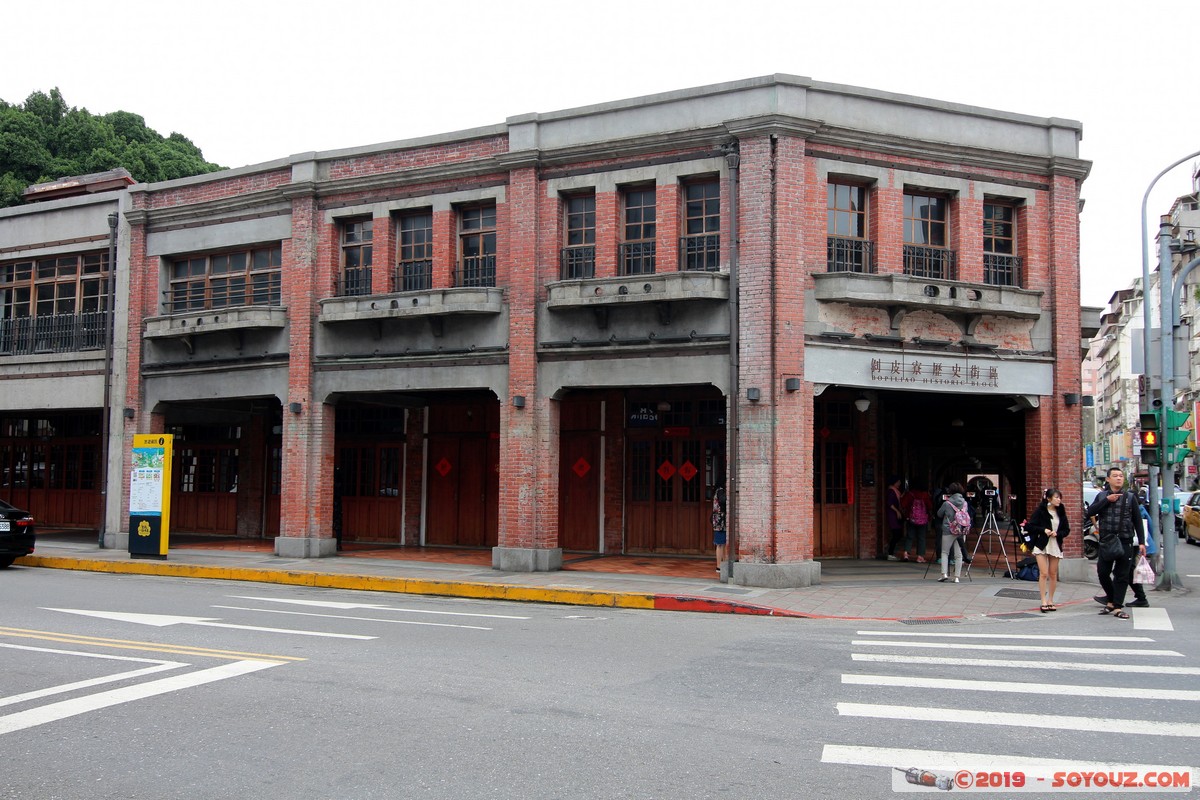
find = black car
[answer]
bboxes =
[0,499,35,568]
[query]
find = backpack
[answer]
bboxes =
[949,501,972,536]
[909,497,928,525]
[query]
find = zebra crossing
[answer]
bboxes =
[821,627,1200,791]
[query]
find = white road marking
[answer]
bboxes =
[213,605,492,631]
[0,643,187,708]
[852,652,1200,675]
[842,673,1200,702]
[228,596,529,620]
[821,744,1198,782]
[856,630,1155,642]
[1133,607,1174,631]
[0,660,279,736]
[43,608,375,640]
[851,639,1181,657]
[837,702,1200,737]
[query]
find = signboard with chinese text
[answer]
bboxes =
[128,434,173,558]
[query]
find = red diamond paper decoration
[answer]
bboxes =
[572,457,591,478]
[678,460,698,481]
[657,460,676,481]
[435,457,453,477]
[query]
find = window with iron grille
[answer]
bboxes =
[621,186,656,275]
[827,182,874,272]
[168,246,282,312]
[339,218,373,296]
[681,180,720,271]
[458,204,497,287]
[0,252,110,354]
[561,194,595,279]
[396,211,433,291]
[903,192,955,279]
[983,202,1021,286]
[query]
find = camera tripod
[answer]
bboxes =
[966,498,1014,580]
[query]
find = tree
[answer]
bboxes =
[0,88,224,207]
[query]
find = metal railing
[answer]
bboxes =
[336,267,373,297]
[559,246,595,280]
[0,311,109,356]
[455,255,496,288]
[903,244,958,280]
[680,234,720,271]
[983,253,1022,287]
[620,242,656,275]
[827,236,876,273]
[392,260,433,292]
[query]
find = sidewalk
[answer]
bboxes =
[16,534,1111,621]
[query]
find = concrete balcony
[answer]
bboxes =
[318,287,504,324]
[546,270,729,310]
[812,272,1042,319]
[144,305,287,341]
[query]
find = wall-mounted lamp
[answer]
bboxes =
[288,402,303,414]
[784,378,801,392]
[746,388,761,402]
[512,395,526,409]
[1063,392,1081,406]
[854,394,870,413]
[122,408,136,419]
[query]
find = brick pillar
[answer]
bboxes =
[874,178,903,273]
[433,209,454,289]
[493,163,561,571]
[373,212,395,293]
[657,183,679,273]
[595,190,619,278]
[956,187,984,283]
[276,192,336,557]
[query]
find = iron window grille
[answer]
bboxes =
[336,267,373,297]
[455,255,497,287]
[622,187,657,275]
[339,219,373,297]
[392,260,433,292]
[680,234,720,271]
[559,246,595,279]
[903,245,958,280]
[620,241,656,275]
[0,310,109,356]
[983,253,1023,287]
[826,237,876,273]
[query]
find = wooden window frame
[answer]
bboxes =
[167,246,282,313]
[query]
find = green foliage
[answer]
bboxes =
[0,88,224,207]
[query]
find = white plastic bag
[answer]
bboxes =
[1133,554,1155,585]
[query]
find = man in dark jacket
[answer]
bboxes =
[1085,466,1147,619]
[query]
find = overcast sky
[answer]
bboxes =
[4,0,1196,308]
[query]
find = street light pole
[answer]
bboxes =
[1139,151,1200,543]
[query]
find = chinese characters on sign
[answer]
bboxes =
[870,357,999,389]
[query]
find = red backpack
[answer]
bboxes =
[909,496,929,525]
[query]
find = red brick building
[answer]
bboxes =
[2,76,1090,587]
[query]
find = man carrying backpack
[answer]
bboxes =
[937,482,974,583]
[1085,466,1146,620]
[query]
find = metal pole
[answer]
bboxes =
[1139,151,1200,531]
[1160,250,1200,590]
[98,211,118,548]
[724,143,740,583]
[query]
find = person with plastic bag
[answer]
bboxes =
[1126,500,1157,607]
[1085,467,1146,620]
[1024,487,1069,612]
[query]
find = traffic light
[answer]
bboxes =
[1140,410,1162,466]
[1163,408,1192,464]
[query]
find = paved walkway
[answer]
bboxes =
[15,534,1117,621]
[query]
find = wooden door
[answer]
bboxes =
[337,444,404,542]
[172,444,239,534]
[627,436,707,554]
[425,435,496,547]
[813,437,856,558]
[560,431,600,551]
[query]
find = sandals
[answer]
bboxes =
[1112,610,1131,620]
[1046,605,1057,612]
[1040,605,1051,613]
[1099,606,1114,615]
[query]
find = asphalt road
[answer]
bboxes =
[3,555,1200,799]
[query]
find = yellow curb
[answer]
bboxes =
[17,555,658,611]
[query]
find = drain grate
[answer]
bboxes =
[994,588,1041,600]
[899,618,960,625]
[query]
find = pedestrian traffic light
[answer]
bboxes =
[1163,408,1191,464]
[1140,410,1162,466]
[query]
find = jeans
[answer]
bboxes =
[1097,541,1134,609]
[905,521,927,559]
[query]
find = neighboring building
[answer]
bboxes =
[1090,284,1143,479]
[0,75,1093,587]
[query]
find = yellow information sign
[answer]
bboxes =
[128,434,174,558]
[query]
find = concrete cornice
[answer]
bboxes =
[724,114,822,139]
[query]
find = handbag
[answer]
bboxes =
[1133,554,1156,585]
[1098,534,1125,561]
